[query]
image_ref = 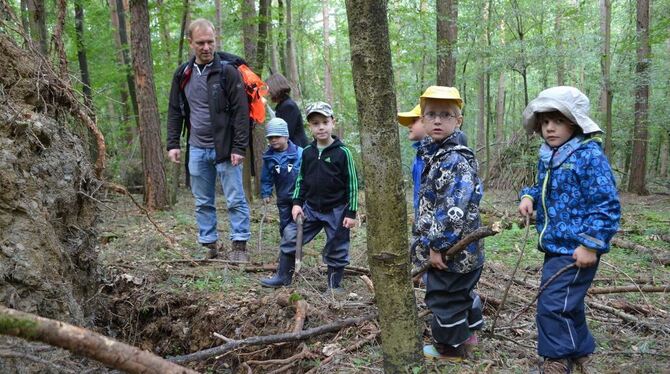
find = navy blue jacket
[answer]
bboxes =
[260,141,303,204]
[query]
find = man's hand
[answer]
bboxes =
[429,248,447,270]
[292,205,304,221]
[573,245,598,268]
[342,217,357,229]
[231,153,245,166]
[518,197,534,217]
[168,149,181,164]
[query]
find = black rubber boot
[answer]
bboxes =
[326,266,345,294]
[260,253,295,288]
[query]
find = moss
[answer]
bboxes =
[289,293,303,303]
[0,314,39,339]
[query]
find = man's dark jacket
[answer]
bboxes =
[167,52,249,163]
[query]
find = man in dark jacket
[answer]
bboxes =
[166,18,250,261]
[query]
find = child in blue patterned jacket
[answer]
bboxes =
[260,117,303,237]
[413,86,485,361]
[518,86,621,374]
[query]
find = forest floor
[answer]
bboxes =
[89,187,670,373]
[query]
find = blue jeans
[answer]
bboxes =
[188,146,251,243]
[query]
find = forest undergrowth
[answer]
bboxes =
[79,187,668,373]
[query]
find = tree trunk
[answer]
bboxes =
[555,11,564,85]
[628,0,650,195]
[345,0,422,371]
[19,0,30,38]
[286,0,301,101]
[268,2,280,74]
[129,0,170,210]
[436,0,457,86]
[256,0,270,76]
[241,0,257,68]
[322,0,334,105]
[495,71,506,144]
[115,0,140,131]
[0,305,196,374]
[108,0,132,142]
[156,0,172,61]
[600,0,613,157]
[74,0,93,111]
[477,72,486,159]
[177,0,189,65]
[53,0,69,81]
[659,130,669,178]
[26,0,48,55]
[277,0,287,75]
[214,0,222,51]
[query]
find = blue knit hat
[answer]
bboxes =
[266,117,289,138]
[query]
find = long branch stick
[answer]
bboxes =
[411,222,503,278]
[169,314,377,364]
[0,306,196,374]
[588,285,669,295]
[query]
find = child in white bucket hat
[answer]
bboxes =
[518,86,621,373]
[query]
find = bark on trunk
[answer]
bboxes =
[277,0,287,75]
[156,0,173,61]
[177,0,189,65]
[599,0,613,156]
[74,0,93,110]
[215,0,222,51]
[108,0,131,139]
[256,0,270,76]
[436,0,457,86]
[345,0,422,370]
[115,0,140,131]
[0,306,196,374]
[26,0,48,55]
[477,71,486,159]
[129,0,169,210]
[628,0,650,195]
[241,0,257,68]
[555,11,564,85]
[495,71,506,144]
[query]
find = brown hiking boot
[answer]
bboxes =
[202,242,222,259]
[541,358,571,374]
[228,241,249,262]
[572,356,593,374]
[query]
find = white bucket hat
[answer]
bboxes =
[522,86,602,135]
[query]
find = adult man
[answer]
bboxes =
[167,18,251,261]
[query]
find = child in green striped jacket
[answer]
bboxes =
[261,101,358,293]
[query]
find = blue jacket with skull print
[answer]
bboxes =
[411,132,485,274]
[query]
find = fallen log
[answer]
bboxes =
[586,301,670,334]
[588,285,669,295]
[611,237,670,265]
[0,306,197,374]
[169,314,378,364]
[411,222,503,277]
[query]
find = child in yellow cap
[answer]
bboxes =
[398,104,425,214]
[412,86,484,361]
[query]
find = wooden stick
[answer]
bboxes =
[411,222,503,277]
[0,306,197,374]
[304,330,379,374]
[359,275,375,293]
[586,301,670,334]
[169,314,378,364]
[292,300,308,333]
[588,285,669,295]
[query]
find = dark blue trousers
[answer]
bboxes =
[426,266,483,346]
[277,202,293,237]
[279,203,350,268]
[537,254,599,359]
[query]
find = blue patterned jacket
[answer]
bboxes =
[521,136,621,255]
[412,133,485,273]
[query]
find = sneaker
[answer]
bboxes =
[423,343,466,362]
[202,242,222,259]
[540,358,571,374]
[462,333,478,357]
[572,356,593,374]
[228,241,249,262]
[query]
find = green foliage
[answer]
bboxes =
[0,314,39,338]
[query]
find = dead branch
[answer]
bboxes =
[304,330,380,374]
[611,237,670,265]
[360,275,375,293]
[246,343,314,367]
[104,182,176,246]
[411,222,503,277]
[169,314,378,364]
[0,306,197,374]
[586,301,670,334]
[588,285,669,295]
[292,300,308,333]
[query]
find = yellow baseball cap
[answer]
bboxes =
[420,86,464,110]
[397,104,421,127]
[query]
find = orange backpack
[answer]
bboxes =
[236,63,269,124]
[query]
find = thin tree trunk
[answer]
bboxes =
[436,0,457,86]
[555,11,564,85]
[286,0,301,100]
[74,0,93,110]
[115,0,140,131]
[345,0,422,370]
[53,0,69,81]
[241,0,257,68]
[214,0,221,51]
[477,72,486,158]
[177,0,189,65]
[600,0,613,157]
[156,0,172,61]
[277,0,287,75]
[322,0,334,105]
[19,0,29,38]
[659,130,669,178]
[26,0,47,54]
[268,2,280,74]
[495,71,506,144]
[0,305,196,374]
[256,0,270,76]
[108,0,131,141]
[628,0,650,195]
[129,0,169,210]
